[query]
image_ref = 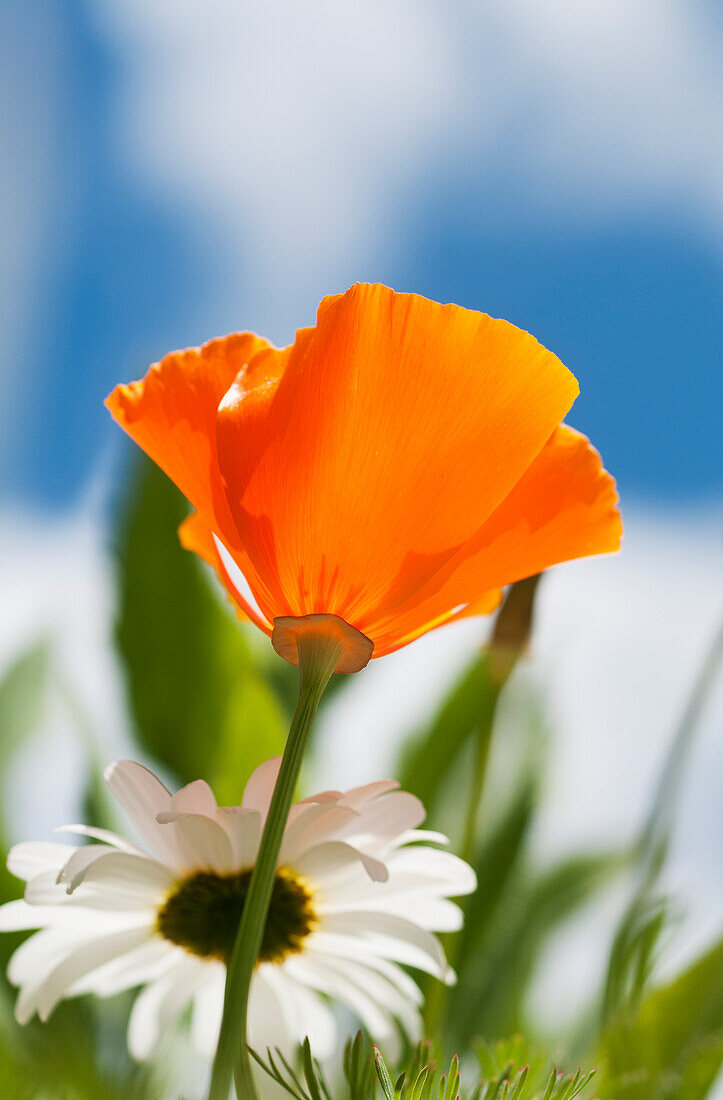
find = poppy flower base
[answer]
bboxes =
[271,613,374,674]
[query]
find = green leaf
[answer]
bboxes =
[453,775,537,976]
[375,1045,396,1100]
[598,937,723,1099]
[343,1033,376,1100]
[301,1037,329,1100]
[601,621,723,1028]
[0,643,52,921]
[0,994,160,1100]
[451,851,627,1045]
[0,642,49,780]
[210,672,287,805]
[114,453,285,791]
[602,896,668,1024]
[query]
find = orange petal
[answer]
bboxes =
[456,424,623,587]
[178,511,272,634]
[177,510,217,569]
[368,425,620,654]
[216,283,579,635]
[105,332,269,543]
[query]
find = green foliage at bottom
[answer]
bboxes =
[597,938,723,1099]
[251,1034,599,1100]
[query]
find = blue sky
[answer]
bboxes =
[2,0,721,509]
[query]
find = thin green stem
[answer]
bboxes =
[422,662,500,1037]
[423,575,542,1039]
[207,632,343,1100]
[458,682,499,868]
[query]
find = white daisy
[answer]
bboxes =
[0,758,475,1062]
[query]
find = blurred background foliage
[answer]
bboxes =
[0,454,720,1099]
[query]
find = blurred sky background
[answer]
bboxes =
[1,0,721,1041]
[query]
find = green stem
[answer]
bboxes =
[458,681,499,867]
[207,631,343,1100]
[422,662,500,1037]
[423,575,542,1039]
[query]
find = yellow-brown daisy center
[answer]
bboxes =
[156,868,315,965]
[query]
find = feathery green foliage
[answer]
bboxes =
[251,1035,599,1100]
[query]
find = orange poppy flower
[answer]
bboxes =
[106,283,621,670]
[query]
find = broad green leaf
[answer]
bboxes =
[674,1034,723,1099]
[0,643,49,779]
[210,673,287,806]
[0,643,51,918]
[0,993,159,1100]
[114,453,285,790]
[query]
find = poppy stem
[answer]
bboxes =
[207,630,345,1100]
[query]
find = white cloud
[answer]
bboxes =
[0,503,133,841]
[92,0,465,337]
[90,0,722,338]
[486,0,722,222]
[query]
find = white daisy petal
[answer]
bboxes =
[386,847,477,895]
[68,851,172,899]
[311,952,421,1041]
[338,780,399,810]
[156,813,235,874]
[249,965,303,1054]
[313,910,452,981]
[293,840,389,884]
[0,899,76,932]
[57,844,114,890]
[395,829,450,847]
[241,757,282,817]
[7,842,77,882]
[10,928,88,989]
[24,868,161,913]
[170,780,218,817]
[283,952,396,1043]
[279,803,359,864]
[104,762,180,867]
[268,969,336,1058]
[190,965,225,1057]
[57,844,161,893]
[337,792,425,852]
[26,925,152,1023]
[355,952,424,1006]
[351,898,462,932]
[216,808,261,868]
[54,825,147,856]
[295,789,344,806]
[245,969,282,1056]
[70,938,177,998]
[128,956,207,1060]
